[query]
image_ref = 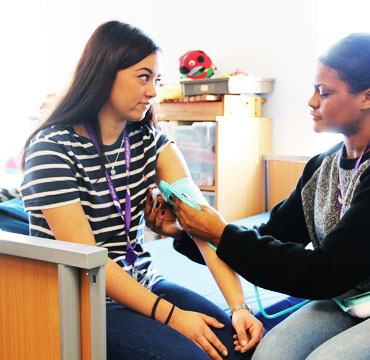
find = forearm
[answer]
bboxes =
[194,238,245,309]
[106,258,174,323]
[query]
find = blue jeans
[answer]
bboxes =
[252,290,370,360]
[254,296,306,333]
[106,279,253,360]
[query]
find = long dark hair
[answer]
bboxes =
[319,33,370,94]
[22,21,160,166]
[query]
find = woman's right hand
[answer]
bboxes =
[168,307,228,360]
[173,196,227,245]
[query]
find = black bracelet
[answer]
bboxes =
[151,294,165,320]
[165,304,176,325]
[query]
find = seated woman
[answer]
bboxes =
[171,33,370,360]
[20,20,263,360]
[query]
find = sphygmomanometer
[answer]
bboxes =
[159,177,370,319]
[159,178,204,210]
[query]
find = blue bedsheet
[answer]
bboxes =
[0,198,29,235]
[1,199,303,331]
[146,212,305,332]
[146,213,288,313]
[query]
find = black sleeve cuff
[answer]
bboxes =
[172,231,206,265]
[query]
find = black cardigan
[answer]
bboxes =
[176,142,370,300]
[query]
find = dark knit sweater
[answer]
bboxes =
[217,142,370,300]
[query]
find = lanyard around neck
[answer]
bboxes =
[86,122,138,265]
[338,141,370,216]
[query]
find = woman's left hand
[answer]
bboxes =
[231,309,265,353]
[144,188,182,238]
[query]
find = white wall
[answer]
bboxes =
[43,0,323,157]
[1,0,369,172]
[0,0,48,169]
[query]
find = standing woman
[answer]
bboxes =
[172,33,370,360]
[21,21,263,360]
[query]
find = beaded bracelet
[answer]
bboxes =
[165,304,176,325]
[151,294,165,320]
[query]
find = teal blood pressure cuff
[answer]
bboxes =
[169,177,207,265]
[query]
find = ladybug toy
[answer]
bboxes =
[178,50,216,79]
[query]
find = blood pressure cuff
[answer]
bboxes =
[173,231,206,266]
[169,177,207,265]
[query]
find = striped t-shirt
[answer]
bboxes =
[21,122,171,291]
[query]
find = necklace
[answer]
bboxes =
[105,137,124,176]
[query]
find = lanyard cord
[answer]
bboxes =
[86,122,138,266]
[338,141,370,216]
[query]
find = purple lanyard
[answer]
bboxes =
[86,122,138,266]
[338,141,370,216]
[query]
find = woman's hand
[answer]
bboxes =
[231,309,264,353]
[173,195,227,245]
[168,307,228,360]
[144,188,182,238]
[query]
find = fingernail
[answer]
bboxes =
[150,196,153,201]
[161,210,165,215]
[169,195,173,201]
[156,202,160,208]
[222,350,228,356]
[241,340,247,346]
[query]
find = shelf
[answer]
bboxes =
[159,116,217,122]
[199,185,215,192]
[161,95,222,103]
[158,95,272,221]
[159,94,266,119]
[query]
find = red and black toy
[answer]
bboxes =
[178,50,216,79]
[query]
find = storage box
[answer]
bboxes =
[181,77,275,96]
[159,121,216,186]
[202,191,215,207]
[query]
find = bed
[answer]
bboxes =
[146,212,304,331]
[0,199,304,332]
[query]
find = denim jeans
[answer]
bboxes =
[253,296,305,333]
[106,279,253,360]
[252,290,370,360]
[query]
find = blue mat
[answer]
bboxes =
[1,201,304,331]
[146,213,289,312]
[146,212,305,332]
[0,198,29,235]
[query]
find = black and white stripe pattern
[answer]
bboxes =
[21,122,171,291]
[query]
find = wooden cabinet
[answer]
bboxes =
[158,95,272,222]
[263,154,310,211]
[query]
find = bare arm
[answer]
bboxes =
[155,143,264,351]
[42,202,170,316]
[42,200,228,360]
[195,239,264,352]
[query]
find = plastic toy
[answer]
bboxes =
[157,83,183,101]
[220,69,249,78]
[178,50,216,79]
